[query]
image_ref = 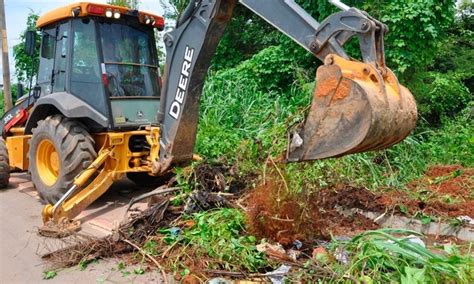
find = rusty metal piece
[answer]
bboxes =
[287,55,417,162]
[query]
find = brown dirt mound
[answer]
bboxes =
[245,180,379,245]
[245,165,473,245]
[403,165,474,217]
[426,165,463,177]
[410,165,473,199]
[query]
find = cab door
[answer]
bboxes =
[37,27,56,95]
[52,23,69,93]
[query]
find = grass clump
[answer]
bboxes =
[327,229,474,283]
[160,209,267,273]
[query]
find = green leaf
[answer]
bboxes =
[399,204,409,215]
[421,215,433,225]
[401,267,426,284]
[43,271,57,280]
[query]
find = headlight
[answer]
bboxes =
[105,9,113,18]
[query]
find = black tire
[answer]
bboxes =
[29,115,97,204]
[0,138,10,189]
[127,172,173,188]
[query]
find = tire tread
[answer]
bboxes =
[29,115,96,204]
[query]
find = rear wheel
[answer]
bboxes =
[0,138,10,189]
[29,115,97,204]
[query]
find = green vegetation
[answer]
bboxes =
[42,270,57,280]
[326,229,474,283]
[13,13,40,84]
[191,0,473,193]
[160,209,267,272]
[106,0,139,9]
[195,44,473,191]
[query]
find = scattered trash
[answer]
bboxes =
[335,236,352,242]
[287,249,300,261]
[405,235,426,248]
[168,227,181,236]
[293,239,303,250]
[256,242,285,255]
[265,264,291,284]
[39,161,474,282]
[334,247,350,265]
[208,277,232,284]
[457,215,474,225]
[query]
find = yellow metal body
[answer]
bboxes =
[4,125,161,223]
[36,2,164,29]
[41,127,161,222]
[5,130,31,171]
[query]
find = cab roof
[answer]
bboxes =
[36,2,164,30]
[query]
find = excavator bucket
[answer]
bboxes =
[287,55,417,162]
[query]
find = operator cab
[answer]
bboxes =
[35,2,165,130]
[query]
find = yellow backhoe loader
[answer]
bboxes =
[0,0,417,234]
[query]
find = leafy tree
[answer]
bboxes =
[107,0,140,9]
[13,12,40,84]
[165,0,188,17]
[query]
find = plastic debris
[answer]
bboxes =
[334,247,349,265]
[457,215,474,225]
[405,235,425,248]
[334,236,352,242]
[293,239,303,250]
[208,277,231,284]
[265,264,291,284]
[169,227,181,236]
[256,242,285,254]
[287,249,301,261]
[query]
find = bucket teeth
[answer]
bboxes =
[287,55,417,162]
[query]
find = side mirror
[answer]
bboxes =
[17,83,24,98]
[25,30,36,56]
[33,85,42,100]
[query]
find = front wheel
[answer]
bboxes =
[0,138,10,189]
[29,115,97,204]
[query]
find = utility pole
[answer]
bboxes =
[0,0,12,112]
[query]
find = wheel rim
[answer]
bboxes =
[36,139,60,186]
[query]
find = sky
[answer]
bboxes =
[0,0,168,84]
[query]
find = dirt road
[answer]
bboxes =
[0,173,163,283]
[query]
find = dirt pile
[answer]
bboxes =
[245,181,379,245]
[390,165,473,218]
[245,165,473,245]
[412,165,473,199]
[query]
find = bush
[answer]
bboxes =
[420,108,474,166]
[407,72,471,125]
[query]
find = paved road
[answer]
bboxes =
[0,173,164,283]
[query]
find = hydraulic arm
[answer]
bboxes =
[154,0,417,172]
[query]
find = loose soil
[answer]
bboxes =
[245,165,473,245]
[245,181,379,245]
[392,165,473,218]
